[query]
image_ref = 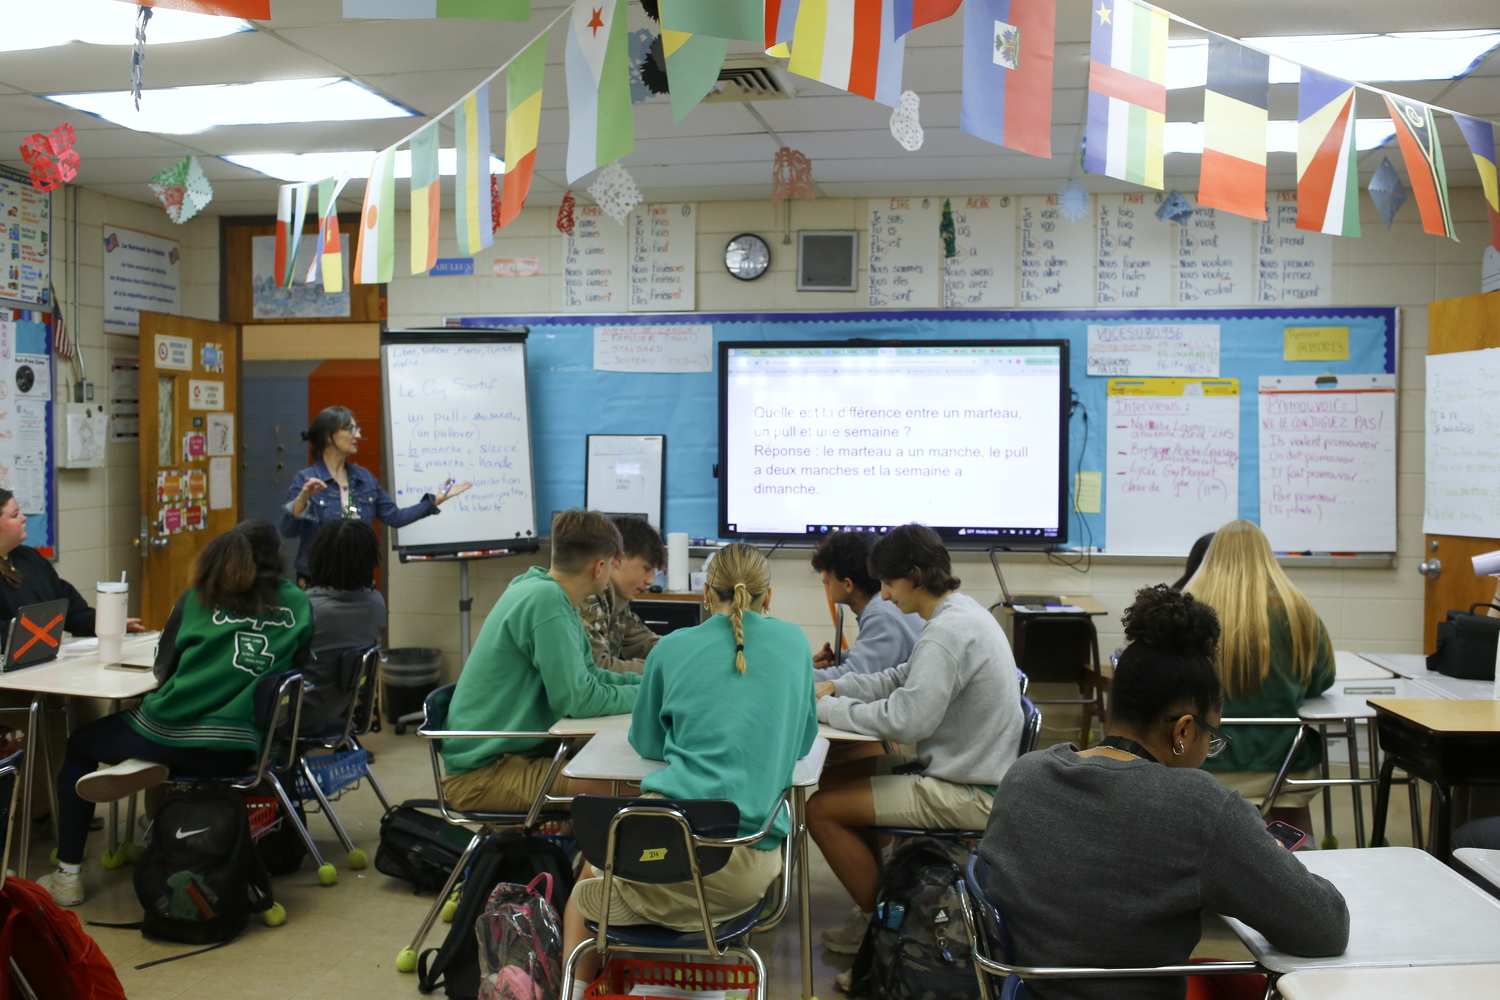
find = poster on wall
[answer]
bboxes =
[110,353,140,442]
[249,234,350,319]
[102,225,181,336]
[0,164,50,306]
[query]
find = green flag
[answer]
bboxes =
[662,30,727,123]
[658,0,761,42]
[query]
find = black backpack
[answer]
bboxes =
[376,800,476,893]
[848,838,979,1000]
[417,834,575,1000]
[132,788,275,945]
[1427,603,1500,680]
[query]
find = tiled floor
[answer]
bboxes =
[23,697,1422,1000]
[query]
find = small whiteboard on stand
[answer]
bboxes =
[586,435,665,531]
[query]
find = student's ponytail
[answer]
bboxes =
[706,543,771,675]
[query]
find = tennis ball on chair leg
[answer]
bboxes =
[396,948,419,973]
[317,863,338,886]
[348,848,368,870]
[261,903,287,927]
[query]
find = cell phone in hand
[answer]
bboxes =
[1266,820,1307,851]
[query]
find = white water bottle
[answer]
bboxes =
[96,581,129,663]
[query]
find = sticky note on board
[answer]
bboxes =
[1073,471,1102,514]
[1284,327,1349,361]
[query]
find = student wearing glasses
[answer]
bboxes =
[281,405,472,584]
[1182,520,1336,833]
[980,585,1349,1000]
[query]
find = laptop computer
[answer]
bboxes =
[2,599,70,672]
[989,551,1064,609]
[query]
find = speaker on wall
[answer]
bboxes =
[797,231,858,291]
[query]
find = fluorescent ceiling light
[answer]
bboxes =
[1164,119,1397,155]
[222,149,505,182]
[1167,30,1500,88]
[42,78,416,135]
[0,0,250,52]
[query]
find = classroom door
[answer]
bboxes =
[138,312,240,628]
[1422,292,1500,652]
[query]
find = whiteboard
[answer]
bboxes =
[380,330,538,559]
[1425,348,1500,539]
[585,435,664,531]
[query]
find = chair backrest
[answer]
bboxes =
[1015,668,1029,698]
[964,851,1015,965]
[345,646,381,737]
[572,794,740,884]
[1019,696,1042,756]
[0,749,21,892]
[250,670,305,780]
[421,683,456,753]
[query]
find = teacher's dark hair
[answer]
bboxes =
[1109,584,1223,731]
[308,519,380,592]
[302,406,357,459]
[0,488,19,588]
[868,523,960,596]
[195,519,286,617]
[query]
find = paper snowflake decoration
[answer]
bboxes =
[19,124,80,192]
[556,190,576,235]
[149,155,213,224]
[588,161,642,225]
[1057,179,1089,222]
[1156,188,1194,225]
[1368,156,1408,230]
[772,147,816,206]
[889,90,924,152]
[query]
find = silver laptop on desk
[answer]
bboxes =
[989,552,1063,608]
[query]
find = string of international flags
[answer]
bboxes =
[273,0,1500,291]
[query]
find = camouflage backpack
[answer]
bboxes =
[848,837,979,1000]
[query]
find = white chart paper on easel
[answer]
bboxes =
[585,434,665,531]
[1259,374,1396,551]
[1426,349,1500,538]
[1106,378,1241,555]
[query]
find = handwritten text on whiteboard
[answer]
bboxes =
[593,325,713,373]
[1087,324,1221,378]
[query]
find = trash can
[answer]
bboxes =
[380,647,443,727]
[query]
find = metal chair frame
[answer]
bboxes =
[294,647,393,859]
[559,794,793,1000]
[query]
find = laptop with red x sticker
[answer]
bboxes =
[3,599,69,672]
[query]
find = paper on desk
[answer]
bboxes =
[1014,604,1085,613]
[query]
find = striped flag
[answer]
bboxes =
[121,1,270,14]
[959,0,1055,158]
[341,0,530,18]
[273,183,311,288]
[765,0,800,49]
[1295,67,1360,237]
[789,0,906,109]
[500,32,547,230]
[663,30,729,122]
[1455,113,1500,251]
[1383,94,1455,240]
[409,122,441,274]
[1084,0,1168,189]
[455,85,495,255]
[50,298,75,360]
[1198,35,1269,220]
[658,0,761,42]
[353,149,396,284]
[893,0,962,38]
[565,0,634,183]
[307,172,353,291]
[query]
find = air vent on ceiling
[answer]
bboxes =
[702,56,795,103]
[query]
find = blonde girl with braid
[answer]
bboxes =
[561,543,818,984]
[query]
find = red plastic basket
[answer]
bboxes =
[244,797,281,842]
[584,957,758,1000]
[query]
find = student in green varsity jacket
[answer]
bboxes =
[38,519,312,908]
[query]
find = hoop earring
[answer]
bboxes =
[1173,743,1184,756]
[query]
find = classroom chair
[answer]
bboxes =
[396,683,572,974]
[957,852,1266,1000]
[294,646,391,870]
[0,749,40,999]
[869,695,1042,843]
[560,793,796,1000]
[161,670,336,888]
[1016,616,1108,745]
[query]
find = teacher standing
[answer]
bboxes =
[281,406,471,583]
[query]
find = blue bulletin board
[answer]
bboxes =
[0,308,57,557]
[454,307,1398,552]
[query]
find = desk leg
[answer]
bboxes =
[16,695,42,876]
[1343,722,1365,849]
[795,788,814,1000]
[1370,756,1397,849]
[106,699,120,859]
[1317,724,1334,845]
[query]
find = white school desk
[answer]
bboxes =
[1356,652,1428,679]
[0,632,161,874]
[1276,964,1500,999]
[1221,847,1500,973]
[564,728,831,1000]
[1332,650,1394,681]
[1455,848,1500,893]
[548,712,882,743]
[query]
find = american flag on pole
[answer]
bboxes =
[51,294,75,360]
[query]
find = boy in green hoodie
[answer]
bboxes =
[442,508,641,812]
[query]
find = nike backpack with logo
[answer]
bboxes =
[133,788,276,945]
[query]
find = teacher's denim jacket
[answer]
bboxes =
[281,460,438,575]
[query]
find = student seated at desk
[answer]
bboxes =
[808,523,1024,954]
[980,585,1348,1000]
[561,542,817,986]
[578,515,665,675]
[0,487,142,639]
[301,519,386,733]
[1183,520,1335,831]
[38,520,313,907]
[810,529,924,682]
[441,509,640,813]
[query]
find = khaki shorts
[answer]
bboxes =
[573,842,784,932]
[442,753,569,813]
[869,754,995,830]
[1213,766,1324,809]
